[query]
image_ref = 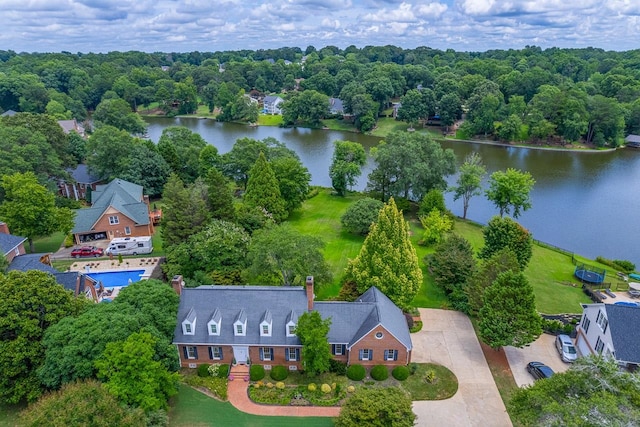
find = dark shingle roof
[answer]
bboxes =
[0,231,26,256]
[1,110,17,117]
[72,179,149,233]
[68,164,101,184]
[173,285,412,351]
[605,304,640,364]
[7,254,57,274]
[625,135,640,144]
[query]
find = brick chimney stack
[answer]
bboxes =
[0,221,10,235]
[306,276,314,311]
[171,275,185,296]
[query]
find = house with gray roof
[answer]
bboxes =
[625,135,640,148]
[576,303,640,369]
[263,96,284,115]
[0,221,27,263]
[329,97,344,115]
[58,164,104,201]
[72,179,153,244]
[1,109,17,117]
[172,276,412,370]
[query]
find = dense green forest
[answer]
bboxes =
[1,45,639,146]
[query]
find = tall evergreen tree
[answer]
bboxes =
[243,152,287,223]
[344,197,422,309]
[466,248,520,317]
[161,174,209,248]
[479,270,542,349]
[205,168,236,221]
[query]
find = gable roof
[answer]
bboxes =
[57,119,84,135]
[264,95,283,105]
[173,285,412,351]
[604,304,640,364]
[72,179,149,233]
[625,135,640,144]
[67,164,101,184]
[7,253,88,295]
[329,98,344,113]
[1,109,17,117]
[0,231,27,256]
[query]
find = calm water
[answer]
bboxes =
[145,117,640,267]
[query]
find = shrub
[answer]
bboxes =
[370,365,389,381]
[266,382,274,388]
[63,233,75,248]
[321,384,332,394]
[329,359,347,375]
[308,383,317,392]
[409,363,418,375]
[614,259,636,273]
[541,318,564,334]
[217,364,230,378]
[207,363,220,378]
[346,364,366,381]
[424,369,436,383]
[270,365,288,381]
[276,382,285,389]
[250,365,265,381]
[197,364,211,377]
[405,313,415,329]
[347,385,355,393]
[340,197,384,235]
[392,366,410,381]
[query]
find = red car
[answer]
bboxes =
[71,246,104,258]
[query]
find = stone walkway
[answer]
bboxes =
[227,378,340,417]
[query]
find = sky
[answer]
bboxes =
[1,0,639,54]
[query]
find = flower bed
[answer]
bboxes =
[249,382,348,406]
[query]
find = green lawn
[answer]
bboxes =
[169,384,334,427]
[0,402,24,426]
[320,119,357,132]
[289,189,591,314]
[30,231,65,254]
[401,363,458,400]
[257,114,284,126]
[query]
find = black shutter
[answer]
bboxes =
[183,346,188,360]
[193,347,198,359]
[208,347,213,360]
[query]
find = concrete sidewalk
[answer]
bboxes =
[412,309,512,427]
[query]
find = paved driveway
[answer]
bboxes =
[412,309,512,427]
[504,334,571,387]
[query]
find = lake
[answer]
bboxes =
[145,117,640,268]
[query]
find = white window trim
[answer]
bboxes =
[288,348,299,361]
[260,321,272,337]
[385,349,396,361]
[182,319,196,335]
[334,344,344,356]
[262,347,273,361]
[186,346,197,359]
[286,321,296,337]
[124,226,131,235]
[234,320,246,336]
[361,349,372,361]
[109,215,119,225]
[207,320,220,336]
[211,346,222,360]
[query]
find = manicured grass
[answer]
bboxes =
[257,114,284,126]
[369,117,411,137]
[0,402,24,426]
[51,260,74,272]
[401,363,458,400]
[320,119,357,132]
[168,384,334,427]
[30,231,65,254]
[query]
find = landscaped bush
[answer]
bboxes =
[321,383,331,394]
[347,385,355,393]
[270,365,288,381]
[197,364,211,377]
[541,318,564,334]
[207,363,221,377]
[217,364,230,378]
[409,363,418,375]
[340,197,384,235]
[405,313,415,329]
[613,259,635,272]
[308,383,317,392]
[329,359,347,375]
[346,364,366,381]
[276,382,285,389]
[370,365,389,381]
[392,366,410,381]
[250,365,265,381]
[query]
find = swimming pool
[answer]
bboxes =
[87,270,146,288]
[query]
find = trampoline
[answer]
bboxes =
[575,264,606,284]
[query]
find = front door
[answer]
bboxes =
[233,346,249,365]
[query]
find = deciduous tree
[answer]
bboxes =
[419,209,453,246]
[158,126,207,183]
[344,198,422,310]
[397,89,428,129]
[0,172,74,252]
[336,387,416,427]
[479,216,533,270]
[329,140,367,196]
[452,152,486,219]
[244,224,332,286]
[485,168,535,218]
[93,97,146,134]
[340,197,383,235]
[479,270,541,349]
[296,311,332,377]
[271,155,311,214]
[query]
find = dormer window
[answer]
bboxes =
[234,309,247,336]
[286,310,298,337]
[182,308,196,335]
[260,310,272,337]
[236,324,243,334]
[185,323,192,333]
[210,323,218,335]
[207,308,221,336]
[287,324,296,336]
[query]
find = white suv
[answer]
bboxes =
[555,334,577,363]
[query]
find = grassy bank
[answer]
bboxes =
[0,403,23,426]
[169,384,334,427]
[287,189,591,314]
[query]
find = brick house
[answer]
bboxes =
[0,221,27,263]
[172,276,412,370]
[58,164,103,201]
[72,179,154,244]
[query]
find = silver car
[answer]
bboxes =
[555,334,577,363]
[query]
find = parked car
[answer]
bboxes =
[71,246,104,258]
[555,334,578,363]
[527,361,554,380]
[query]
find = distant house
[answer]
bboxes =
[329,98,344,115]
[1,109,17,117]
[172,276,412,369]
[576,303,640,369]
[8,253,102,302]
[625,135,640,148]
[392,102,402,118]
[58,164,103,201]
[0,222,27,263]
[57,119,85,137]
[263,96,284,115]
[72,179,154,244]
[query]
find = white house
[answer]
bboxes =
[263,96,284,115]
[575,303,640,369]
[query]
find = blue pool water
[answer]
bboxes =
[87,270,145,288]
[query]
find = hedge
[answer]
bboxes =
[346,364,366,381]
[250,365,265,381]
[392,366,410,381]
[370,365,389,381]
[270,365,288,381]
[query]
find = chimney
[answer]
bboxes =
[306,276,314,311]
[171,275,185,296]
[0,221,9,235]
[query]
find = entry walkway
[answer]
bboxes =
[227,377,341,417]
